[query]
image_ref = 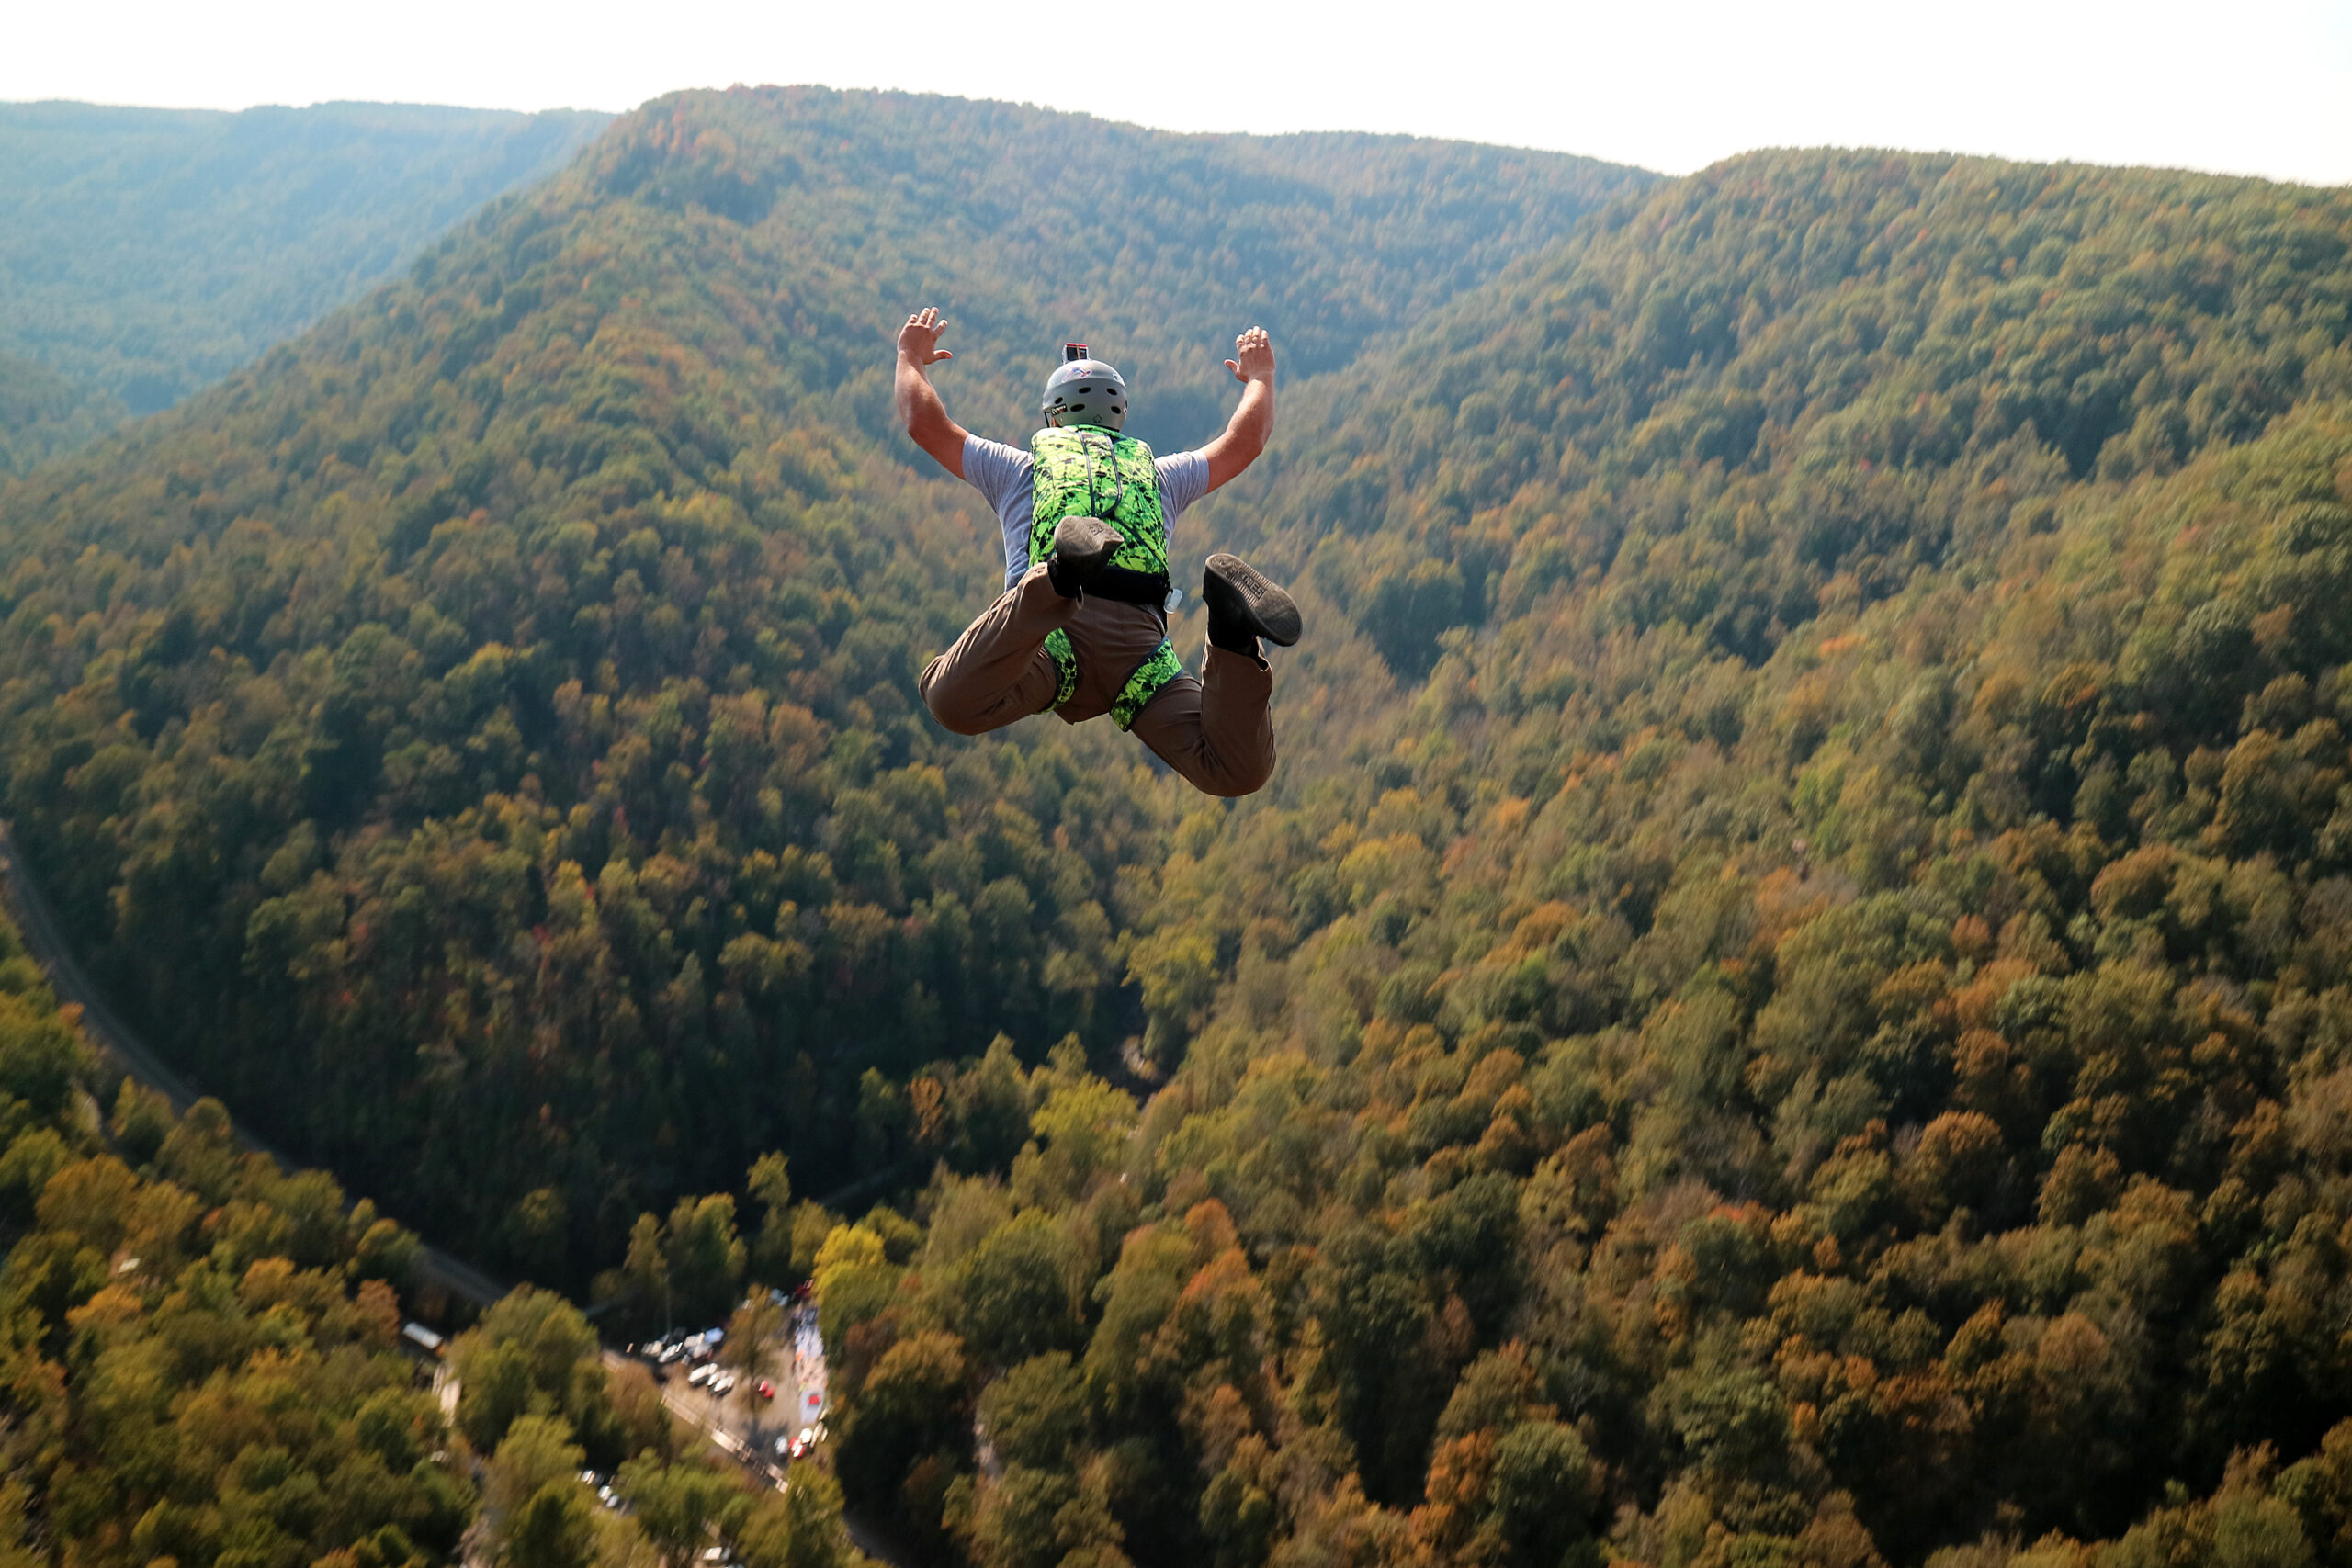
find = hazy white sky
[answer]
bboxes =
[6,0,2347,185]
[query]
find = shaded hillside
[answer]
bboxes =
[0,98,608,468]
[0,347,121,473]
[0,900,467,1568]
[786,158,2352,1567]
[0,87,1643,1279]
[0,891,867,1567]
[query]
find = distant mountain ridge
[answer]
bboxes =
[1228,148,2352,676]
[566,88,1654,454]
[0,97,610,468]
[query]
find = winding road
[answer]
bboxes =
[0,821,509,1311]
[0,821,916,1563]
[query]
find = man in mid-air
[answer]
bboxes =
[894,306,1300,797]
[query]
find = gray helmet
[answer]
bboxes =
[1042,346,1128,432]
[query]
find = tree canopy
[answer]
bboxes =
[0,886,867,1568]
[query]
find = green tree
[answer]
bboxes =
[953,1214,1084,1370]
[505,1483,597,1568]
[665,1195,748,1327]
[1487,1422,1600,1567]
[616,1456,744,1568]
[978,1353,1086,1471]
[747,1152,795,1284]
[834,1331,971,1522]
[725,1291,786,1389]
[736,1465,861,1568]
[488,1415,587,1531]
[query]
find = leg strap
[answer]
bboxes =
[1043,628,1080,708]
[1040,630,1181,732]
[1111,639,1182,732]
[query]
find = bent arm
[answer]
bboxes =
[1199,326,1274,493]
[1200,378,1272,492]
[898,360,970,478]
[895,307,969,479]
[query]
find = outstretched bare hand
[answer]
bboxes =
[1225,325,1273,384]
[899,307,954,367]
[1203,327,1276,492]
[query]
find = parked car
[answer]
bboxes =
[687,1363,716,1388]
[756,1379,775,1401]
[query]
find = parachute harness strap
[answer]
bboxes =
[1043,628,1080,708]
[1032,425,1175,728]
[1039,630,1180,732]
[1111,638,1181,732]
[1026,427,1169,588]
[1080,427,1124,520]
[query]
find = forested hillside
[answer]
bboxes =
[10,85,2352,1565]
[779,156,2352,1567]
[0,896,869,1566]
[0,86,1643,1284]
[0,348,119,475]
[0,99,608,468]
[0,914,468,1568]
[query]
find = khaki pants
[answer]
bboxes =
[919,565,1276,797]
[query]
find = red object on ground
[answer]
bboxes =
[757,1380,775,1400]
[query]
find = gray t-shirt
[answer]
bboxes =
[963,434,1212,591]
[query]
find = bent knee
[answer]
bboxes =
[925,677,1046,737]
[1201,756,1274,798]
[924,691,995,737]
